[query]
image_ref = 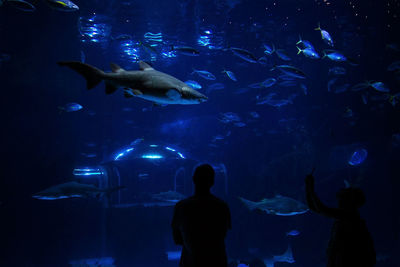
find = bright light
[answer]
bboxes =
[165,147,176,152]
[177,152,185,159]
[73,168,103,176]
[150,145,158,147]
[114,152,125,161]
[142,154,163,159]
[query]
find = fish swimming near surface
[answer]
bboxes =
[44,0,79,11]
[239,195,308,216]
[3,0,36,11]
[58,61,208,105]
[32,182,124,200]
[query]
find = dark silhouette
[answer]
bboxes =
[172,164,231,267]
[305,171,376,267]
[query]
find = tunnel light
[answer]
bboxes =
[114,147,134,161]
[165,146,176,152]
[150,145,158,147]
[73,168,103,176]
[177,152,185,159]
[142,154,163,159]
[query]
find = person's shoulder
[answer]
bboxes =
[210,195,229,207]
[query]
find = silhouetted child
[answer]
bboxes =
[305,171,376,267]
[172,164,231,267]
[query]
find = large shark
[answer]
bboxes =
[239,195,309,216]
[32,181,124,200]
[57,61,208,105]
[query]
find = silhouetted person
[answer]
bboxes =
[172,164,231,267]
[305,171,376,267]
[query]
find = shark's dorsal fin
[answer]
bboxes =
[110,63,125,73]
[139,61,154,71]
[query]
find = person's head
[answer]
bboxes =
[193,164,215,193]
[336,187,366,210]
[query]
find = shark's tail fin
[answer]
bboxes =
[57,61,104,90]
[296,47,303,55]
[238,197,258,211]
[314,22,321,31]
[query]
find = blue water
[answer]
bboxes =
[0,0,399,266]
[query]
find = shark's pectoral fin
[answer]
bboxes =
[105,82,118,94]
[110,63,125,73]
[166,89,181,100]
[123,89,134,98]
[139,61,154,71]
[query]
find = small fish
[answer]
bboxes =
[286,230,300,236]
[230,47,258,63]
[265,99,293,107]
[185,80,202,90]
[315,23,334,46]
[300,84,308,95]
[322,50,346,61]
[80,152,97,158]
[296,35,315,50]
[333,83,350,94]
[222,70,237,81]
[248,82,263,89]
[352,81,390,93]
[138,173,149,180]
[234,122,246,127]
[58,102,83,113]
[297,47,320,59]
[387,61,400,72]
[44,0,79,12]
[192,69,216,80]
[351,82,369,92]
[278,74,296,81]
[278,81,297,87]
[234,87,250,94]
[206,83,225,93]
[348,148,368,166]
[263,44,275,55]
[271,65,306,79]
[329,66,346,75]
[249,111,260,118]
[6,0,36,12]
[275,49,291,61]
[361,94,368,104]
[258,56,268,65]
[369,81,390,93]
[171,46,199,56]
[343,107,353,118]
[261,78,277,88]
[327,78,337,92]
